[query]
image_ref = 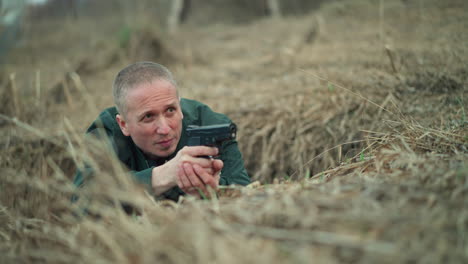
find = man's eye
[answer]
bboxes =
[167,107,176,113]
[142,113,153,121]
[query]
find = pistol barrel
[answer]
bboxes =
[186,123,237,147]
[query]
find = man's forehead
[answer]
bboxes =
[128,79,176,97]
[125,80,178,109]
[138,78,176,91]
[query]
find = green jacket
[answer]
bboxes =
[73,98,250,201]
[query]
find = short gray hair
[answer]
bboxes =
[113,61,177,115]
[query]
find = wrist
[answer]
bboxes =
[151,165,177,196]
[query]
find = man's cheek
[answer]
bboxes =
[141,125,154,135]
[169,120,181,131]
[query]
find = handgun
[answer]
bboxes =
[186,123,237,155]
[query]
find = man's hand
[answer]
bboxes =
[151,146,223,197]
[178,158,223,198]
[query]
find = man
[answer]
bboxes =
[73,61,250,201]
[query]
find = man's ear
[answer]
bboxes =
[116,114,130,136]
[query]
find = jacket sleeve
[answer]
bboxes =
[72,126,116,188]
[219,139,250,186]
[196,103,251,186]
[132,168,153,186]
[132,168,185,201]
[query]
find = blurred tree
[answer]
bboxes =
[0,0,26,62]
[167,0,283,33]
[267,0,281,18]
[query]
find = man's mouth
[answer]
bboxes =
[157,138,173,148]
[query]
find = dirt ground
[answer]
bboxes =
[0,0,467,263]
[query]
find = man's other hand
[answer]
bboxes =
[151,146,223,197]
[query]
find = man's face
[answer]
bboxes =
[116,79,183,159]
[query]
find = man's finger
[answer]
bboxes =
[184,156,213,168]
[177,165,192,189]
[204,167,214,175]
[181,146,218,157]
[193,164,217,190]
[212,159,224,173]
[183,163,208,196]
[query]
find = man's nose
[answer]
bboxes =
[155,118,170,134]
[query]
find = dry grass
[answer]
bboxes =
[1,0,467,263]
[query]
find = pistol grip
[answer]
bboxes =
[187,137,200,146]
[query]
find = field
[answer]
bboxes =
[1,0,467,263]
